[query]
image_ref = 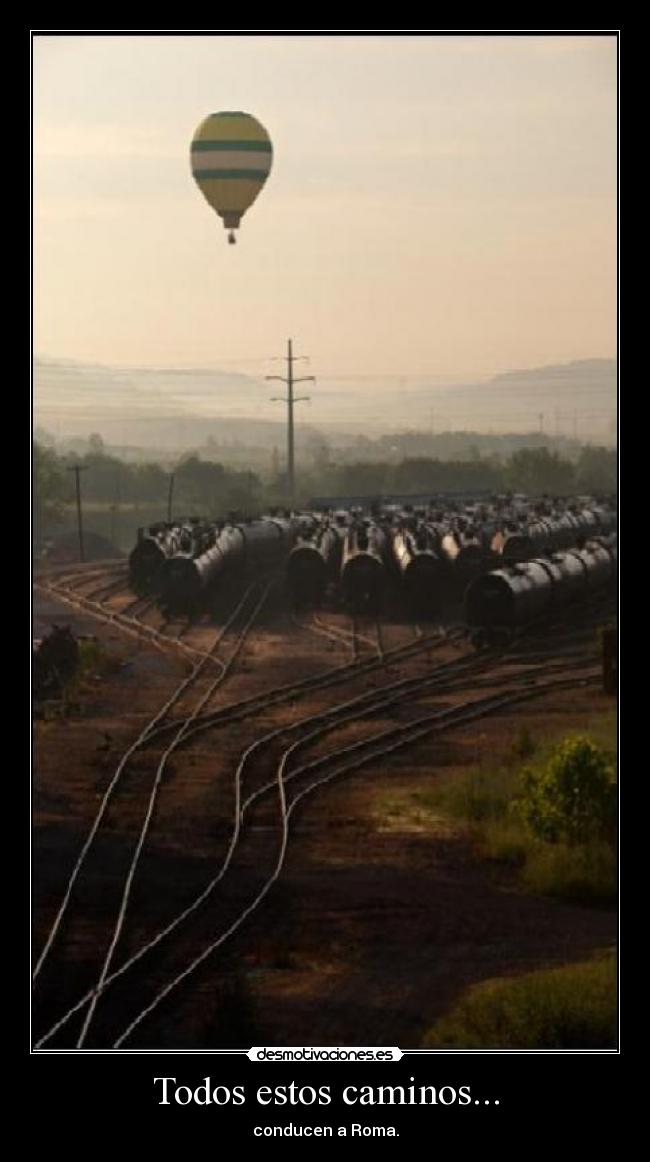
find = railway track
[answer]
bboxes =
[82,574,130,603]
[34,570,614,1047]
[45,657,597,1050]
[34,610,599,1048]
[33,580,273,1010]
[110,661,599,1050]
[125,623,465,748]
[33,625,473,1047]
[33,618,458,1005]
[295,611,387,664]
[36,574,218,666]
[47,590,603,763]
[35,560,125,587]
[299,612,359,658]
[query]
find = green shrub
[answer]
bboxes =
[410,730,617,906]
[420,765,514,823]
[514,735,616,845]
[422,953,616,1049]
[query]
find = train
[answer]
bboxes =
[490,506,617,564]
[437,521,491,586]
[128,521,198,594]
[160,516,301,612]
[464,536,617,638]
[391,522,445,614]
[340,520,387,611]
[127,497,617,620]
[285,521,344,606]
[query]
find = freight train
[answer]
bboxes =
[437,521,492,586]
[128,521,197,594]
[464,536,617,641]
[391,523,445,615]
[127,497,617,620]
[285,521,344,606]
[490,506,617,564]
[160,516,300,613]
[340,520,387,611]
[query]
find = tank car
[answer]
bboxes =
[493,507,613,564]
[391,523,445,615]
[590,506,618,538]
[464,537,617,632]
[340,521,387,611]
[160,516,297,612]
[438,521,491,587]
[286,522,343,606]
[128,521,195,594]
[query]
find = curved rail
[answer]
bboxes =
[32,582,261,985]
[111,666,598,1047]
[35,639,593,1047]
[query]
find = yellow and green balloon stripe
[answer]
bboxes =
[190,112,273,240]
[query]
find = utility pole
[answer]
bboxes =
[266,339,315,505]
[110,466,121,549]
[67,465,87,562]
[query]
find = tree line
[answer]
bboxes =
[34,439,616,535]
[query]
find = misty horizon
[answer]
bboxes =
[34,353,617,448]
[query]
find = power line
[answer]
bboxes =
[266,339,315,505]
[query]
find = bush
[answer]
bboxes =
[514,736,616,845]
[422,953,616,1049]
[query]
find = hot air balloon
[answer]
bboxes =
[190,111,273,244]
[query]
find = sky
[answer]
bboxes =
[33,33,617,387]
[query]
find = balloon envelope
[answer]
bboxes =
[190,111,273,241]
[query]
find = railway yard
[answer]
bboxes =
[32,497,618,1050]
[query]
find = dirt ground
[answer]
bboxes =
[32,577,617,1049]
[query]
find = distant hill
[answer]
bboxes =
[492,359,615,385]
[426,359,616,441]
[34,355,616,446]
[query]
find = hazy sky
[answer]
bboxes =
[34,33,617,382]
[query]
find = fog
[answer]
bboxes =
[34,355,616,451]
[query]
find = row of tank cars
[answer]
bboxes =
[128,496,617,632]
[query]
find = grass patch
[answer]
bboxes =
[422,951,616,1049]
[481,818,528,865]
[480,822,616,903]
[374,792,458,835]
[415,762,516,825]
[413,766,516,822]
[410,719,617,906]
[523,840,617,905]
[579,707,617,754]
